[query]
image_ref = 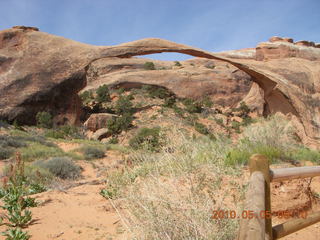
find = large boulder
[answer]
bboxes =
[84,113,117,132]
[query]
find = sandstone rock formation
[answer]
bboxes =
[0,26,319,147]
[84,113,117,132]
[84,57,253,106]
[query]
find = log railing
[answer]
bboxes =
[238,154,320,240]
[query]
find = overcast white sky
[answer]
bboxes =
[1,0,319,60]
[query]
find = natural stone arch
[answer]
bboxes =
[0,28,318,146]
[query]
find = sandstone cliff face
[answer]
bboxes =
[0,27,319,147]
[84,57,252,106]
[0,27,104,125]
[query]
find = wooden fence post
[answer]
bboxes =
[238,171,266,240]
[249,154,272,240]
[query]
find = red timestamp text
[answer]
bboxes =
[211,210,308,220]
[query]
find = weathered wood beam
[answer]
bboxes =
[270,166,320,182]
[272,211,320,239]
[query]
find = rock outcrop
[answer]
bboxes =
[0,26,319,147]
[84,57,253,106]
[256,37,320,61]
[84,113,117,132]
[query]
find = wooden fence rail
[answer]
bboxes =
[238,154,320,240]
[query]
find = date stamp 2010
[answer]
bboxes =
[211,209,307,220]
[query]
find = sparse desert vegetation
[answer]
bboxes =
[0,82,319,240]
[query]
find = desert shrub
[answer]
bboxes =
[108,137,119,144]
[45,125,83,139]
[33,157,81,180]
[225,115,296,166]
[81,146,105,160]
[13,119,23,130]
[205,64,215,69]
[23,165,53,192]
[114,95,134,115]
[225,143,283,166]
[102,129,241,239]
[173,105,185,117]
[182,98,203,113]
[79,90,94,103]
[174,61,182,66]
[150,88,171,99]
[194,122,210,135]
[232,101,250,117]
[200,96,214,108]
[163,96,176,107]
[129,127,162,152]
[0,120,9,128]
[36,111,53,128]
[96,84,111,103]
[0,135,27,148]
[20,142,65,161]
[231,121,241,133]
[107,113,134,135]
[144,61,155,70]
[241,114,295,149]
[0,146,14,160]
[142,85,172,99]
[2,163,52,194]
[214,117,224,126]
[44,129,65,139]
[289,147,320,163]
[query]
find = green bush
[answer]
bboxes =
[129,127,162,152]
[0,135,27,148]
[200,96,213,108]
[232,101,250,117]
[114,95,134,115]
[144,62,155,70]
[163,97,176,108]
[79,90,94,104]
[289,147,320,163]
[174,61,182,66]
[107,113,134,135]
[96,84,111,103]
[182,99,202,113]
[45,125,83,139]
[81,146,105,160]
[0,120,9,128]
[231,121,241,133]
[142,85,172,99]
[173,105,185,117]
[108,137,119,144]
[225,144,283,166]
[194,122,210,135]
[20,142,65,162]
[0,156,37,238]
[214,118,224,126]
[44,129,65,139]
[33,157,81,180]
[36,111,53,128]
[0,147,14,160]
